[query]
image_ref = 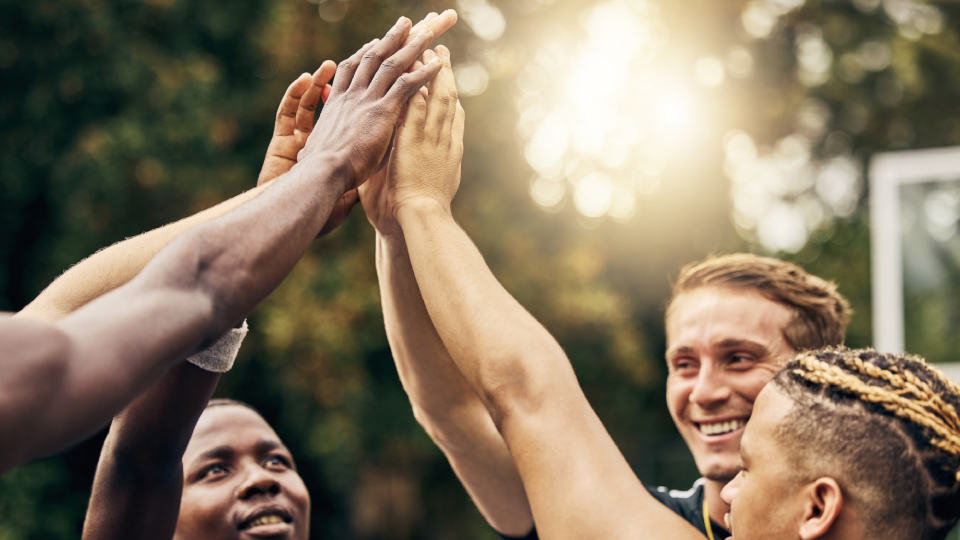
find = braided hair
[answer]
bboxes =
[772,348,960,540]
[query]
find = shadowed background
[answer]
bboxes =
[2,0,959,538]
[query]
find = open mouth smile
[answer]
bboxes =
[239,508,293,532]
[694,417,747,437]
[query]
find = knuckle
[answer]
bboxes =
[337,59,356,74]
[363,49,386,63]
[380,57,400,72]
[383,30,400,43]
[393,75,412,93]
[437,91,457,108]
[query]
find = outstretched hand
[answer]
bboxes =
[256,62,359,237]
[258,62,337,186]
[360,45,464,234]
[294,17,443,192]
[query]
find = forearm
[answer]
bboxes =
[13,158,347,467]
[376,232,534,535]
[377,232,482,420]
[115,154,349,343]
[83,362,220,540]
[18,185,269,323]
[396,201,706,540]
[394,201,572,420]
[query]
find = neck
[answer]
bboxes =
[704,478,731,529]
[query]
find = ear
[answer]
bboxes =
[799,477,843,539]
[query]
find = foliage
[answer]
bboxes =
[1,0,959,538]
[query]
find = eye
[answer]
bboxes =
[728,353,754,367]
[265,455,292,469]
[670,357,699,375]
[199,463,228,480]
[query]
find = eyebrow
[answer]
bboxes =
[718,338,769,352]
[255,439,297,469]
[194,445,235,464]
[666,339,769,358]
[255,439,283,455]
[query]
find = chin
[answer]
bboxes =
[698,458,740,483]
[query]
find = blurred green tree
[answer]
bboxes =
[2,0,960,538]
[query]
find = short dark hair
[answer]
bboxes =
[668,254,851,351]
[773,347,960,540]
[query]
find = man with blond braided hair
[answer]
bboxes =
[721,347,960,540]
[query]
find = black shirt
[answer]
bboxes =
[497,478,731,540]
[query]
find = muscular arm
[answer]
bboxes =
[17,186,269,323]
[0,19,445,473]
[375,233,534,536]
[359,44,532,535]
[82,363,221,540]
[17,61,342,324]
[397,205,705,540]
[388,50,705,540]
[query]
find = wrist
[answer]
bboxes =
[394,197,451,228]
[292,152,354,195]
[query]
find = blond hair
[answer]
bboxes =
[669,254,850,351]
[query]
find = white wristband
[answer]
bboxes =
[185,320,248,373]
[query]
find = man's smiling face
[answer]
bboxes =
[665,286,795,483]
[176,405,310,540]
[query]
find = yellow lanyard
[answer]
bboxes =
[703,496,716,540]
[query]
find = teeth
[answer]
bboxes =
[699,419,745,436]
[248,514,285,528]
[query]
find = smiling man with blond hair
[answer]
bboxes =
[373,247,850,538]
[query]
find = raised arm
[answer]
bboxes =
[17,64,340,324]
[0,19,445,473]
[388,50,705,539]
[79,16,463,540]
[78,63,332,540]
[359,85,533,533]
[82,362,222,540]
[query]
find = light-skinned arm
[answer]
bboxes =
[387,49,706,539]
[358,32,521,533]
[0,18,445,474]
[359,46,533,537]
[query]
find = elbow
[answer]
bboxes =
[475,347,564,435]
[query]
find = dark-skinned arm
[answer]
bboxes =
[0,17,444,474]
[78,15,460,540]
[82,363,220,540]
[79,64,330,540]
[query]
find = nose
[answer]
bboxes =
[238,465,282,500]
[689,362,731,409]
[720,470,742,506]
